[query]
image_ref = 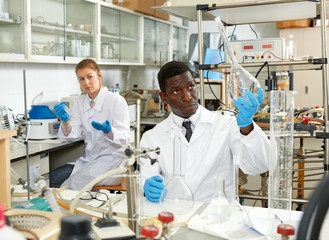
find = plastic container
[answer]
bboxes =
[0,204,25,240]
[112,83,120,95]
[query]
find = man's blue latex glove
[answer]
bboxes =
[54,102,70,122]
[91,120,112,133]
[233,87,264,128]
[144,175,165,203]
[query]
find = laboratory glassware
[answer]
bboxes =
[215,17,261,102]
[207,176,230,222]
[160,128,194,215]
[268,90,295,236]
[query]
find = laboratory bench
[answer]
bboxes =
[10,138,85,183]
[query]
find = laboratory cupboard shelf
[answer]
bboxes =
[199,59,324,74]
[0,0,188,66]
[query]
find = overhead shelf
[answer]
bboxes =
[154,0,319,23]
[199,58,325,74]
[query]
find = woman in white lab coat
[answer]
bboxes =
[50,59,130,190]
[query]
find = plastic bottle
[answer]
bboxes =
[112,83,120,95]
[0,204,25,240]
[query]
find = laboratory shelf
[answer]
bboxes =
[199,59,324,74]
[101,33,137,42]
[0,18,16,24]
[32,23,93,36]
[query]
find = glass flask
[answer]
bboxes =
[215,17,261,102]
[268,90,296,237]
[207,176,230,222]
[160,129,194,215]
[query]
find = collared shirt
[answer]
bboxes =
[172,105,200,136]
[140,104,270,202]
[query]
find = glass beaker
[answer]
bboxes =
[160,129,194,215]
[207,176,230,222]
[268,90,296,237]
[215,17,261,102]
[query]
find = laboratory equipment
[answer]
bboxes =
[59,215,96,240]
[5,208,63,239]
[28,105,60,139]
[61,96,78,111]
[269,90,296,236]
[0,105,15,130]
[0,204,25,240]
[207,176,230,222]
[215,16,261,102]
[160,128,194,215]
[224,38,285,63]
[276,72,290,90]
[141,225,159,239]
[158,212,174,239]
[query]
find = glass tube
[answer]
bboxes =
[215,17,260,102]
[268,90,296,236]
[160,128,194,215]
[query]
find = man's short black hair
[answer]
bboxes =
[158,61,194,92]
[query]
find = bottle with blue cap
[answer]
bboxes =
[112,83,120,95]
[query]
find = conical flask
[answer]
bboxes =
[215,17,260,101]
[160,128,194,215]
[208,176,230,222]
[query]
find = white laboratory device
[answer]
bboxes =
[225,38,285,63]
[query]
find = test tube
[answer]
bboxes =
[268,90,296,236]
[62,103,72,117]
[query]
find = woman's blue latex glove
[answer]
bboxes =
[54,102,70,122]
[233,87,264,128]
[91,120,112,133]
[144,175,165,203]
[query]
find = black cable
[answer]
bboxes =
[206,70,226,108]
[297,174,329,240]
[255,61,269,79]
[249,24,258,39]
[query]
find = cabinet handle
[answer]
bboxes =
[305,85,309,94]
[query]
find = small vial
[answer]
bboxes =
[62,103,72,117]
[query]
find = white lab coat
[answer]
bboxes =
[59,87,130,190]
[140,105,270,202]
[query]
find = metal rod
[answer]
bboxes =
[239,194,308,204]
[23,70,31,200]
[293,178,323,182]
[293,172,324,178]
[293,187,317,190]
[197,9,205,107]
[320,0,329,175]
[293,167,324,172]
[136,99,141,148]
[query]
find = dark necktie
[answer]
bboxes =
[182,120,193,142]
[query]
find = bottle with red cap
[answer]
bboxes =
[141,225,159,240]
[277,223,295,240]
[0,204,25,240]
[158,212,174,239]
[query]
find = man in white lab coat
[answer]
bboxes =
[140,61,270,202]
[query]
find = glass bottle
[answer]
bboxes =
[207,176,230,222]
[215,17,261,102]
[160,128,194,215]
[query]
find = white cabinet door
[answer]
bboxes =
[280,28,324,108]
